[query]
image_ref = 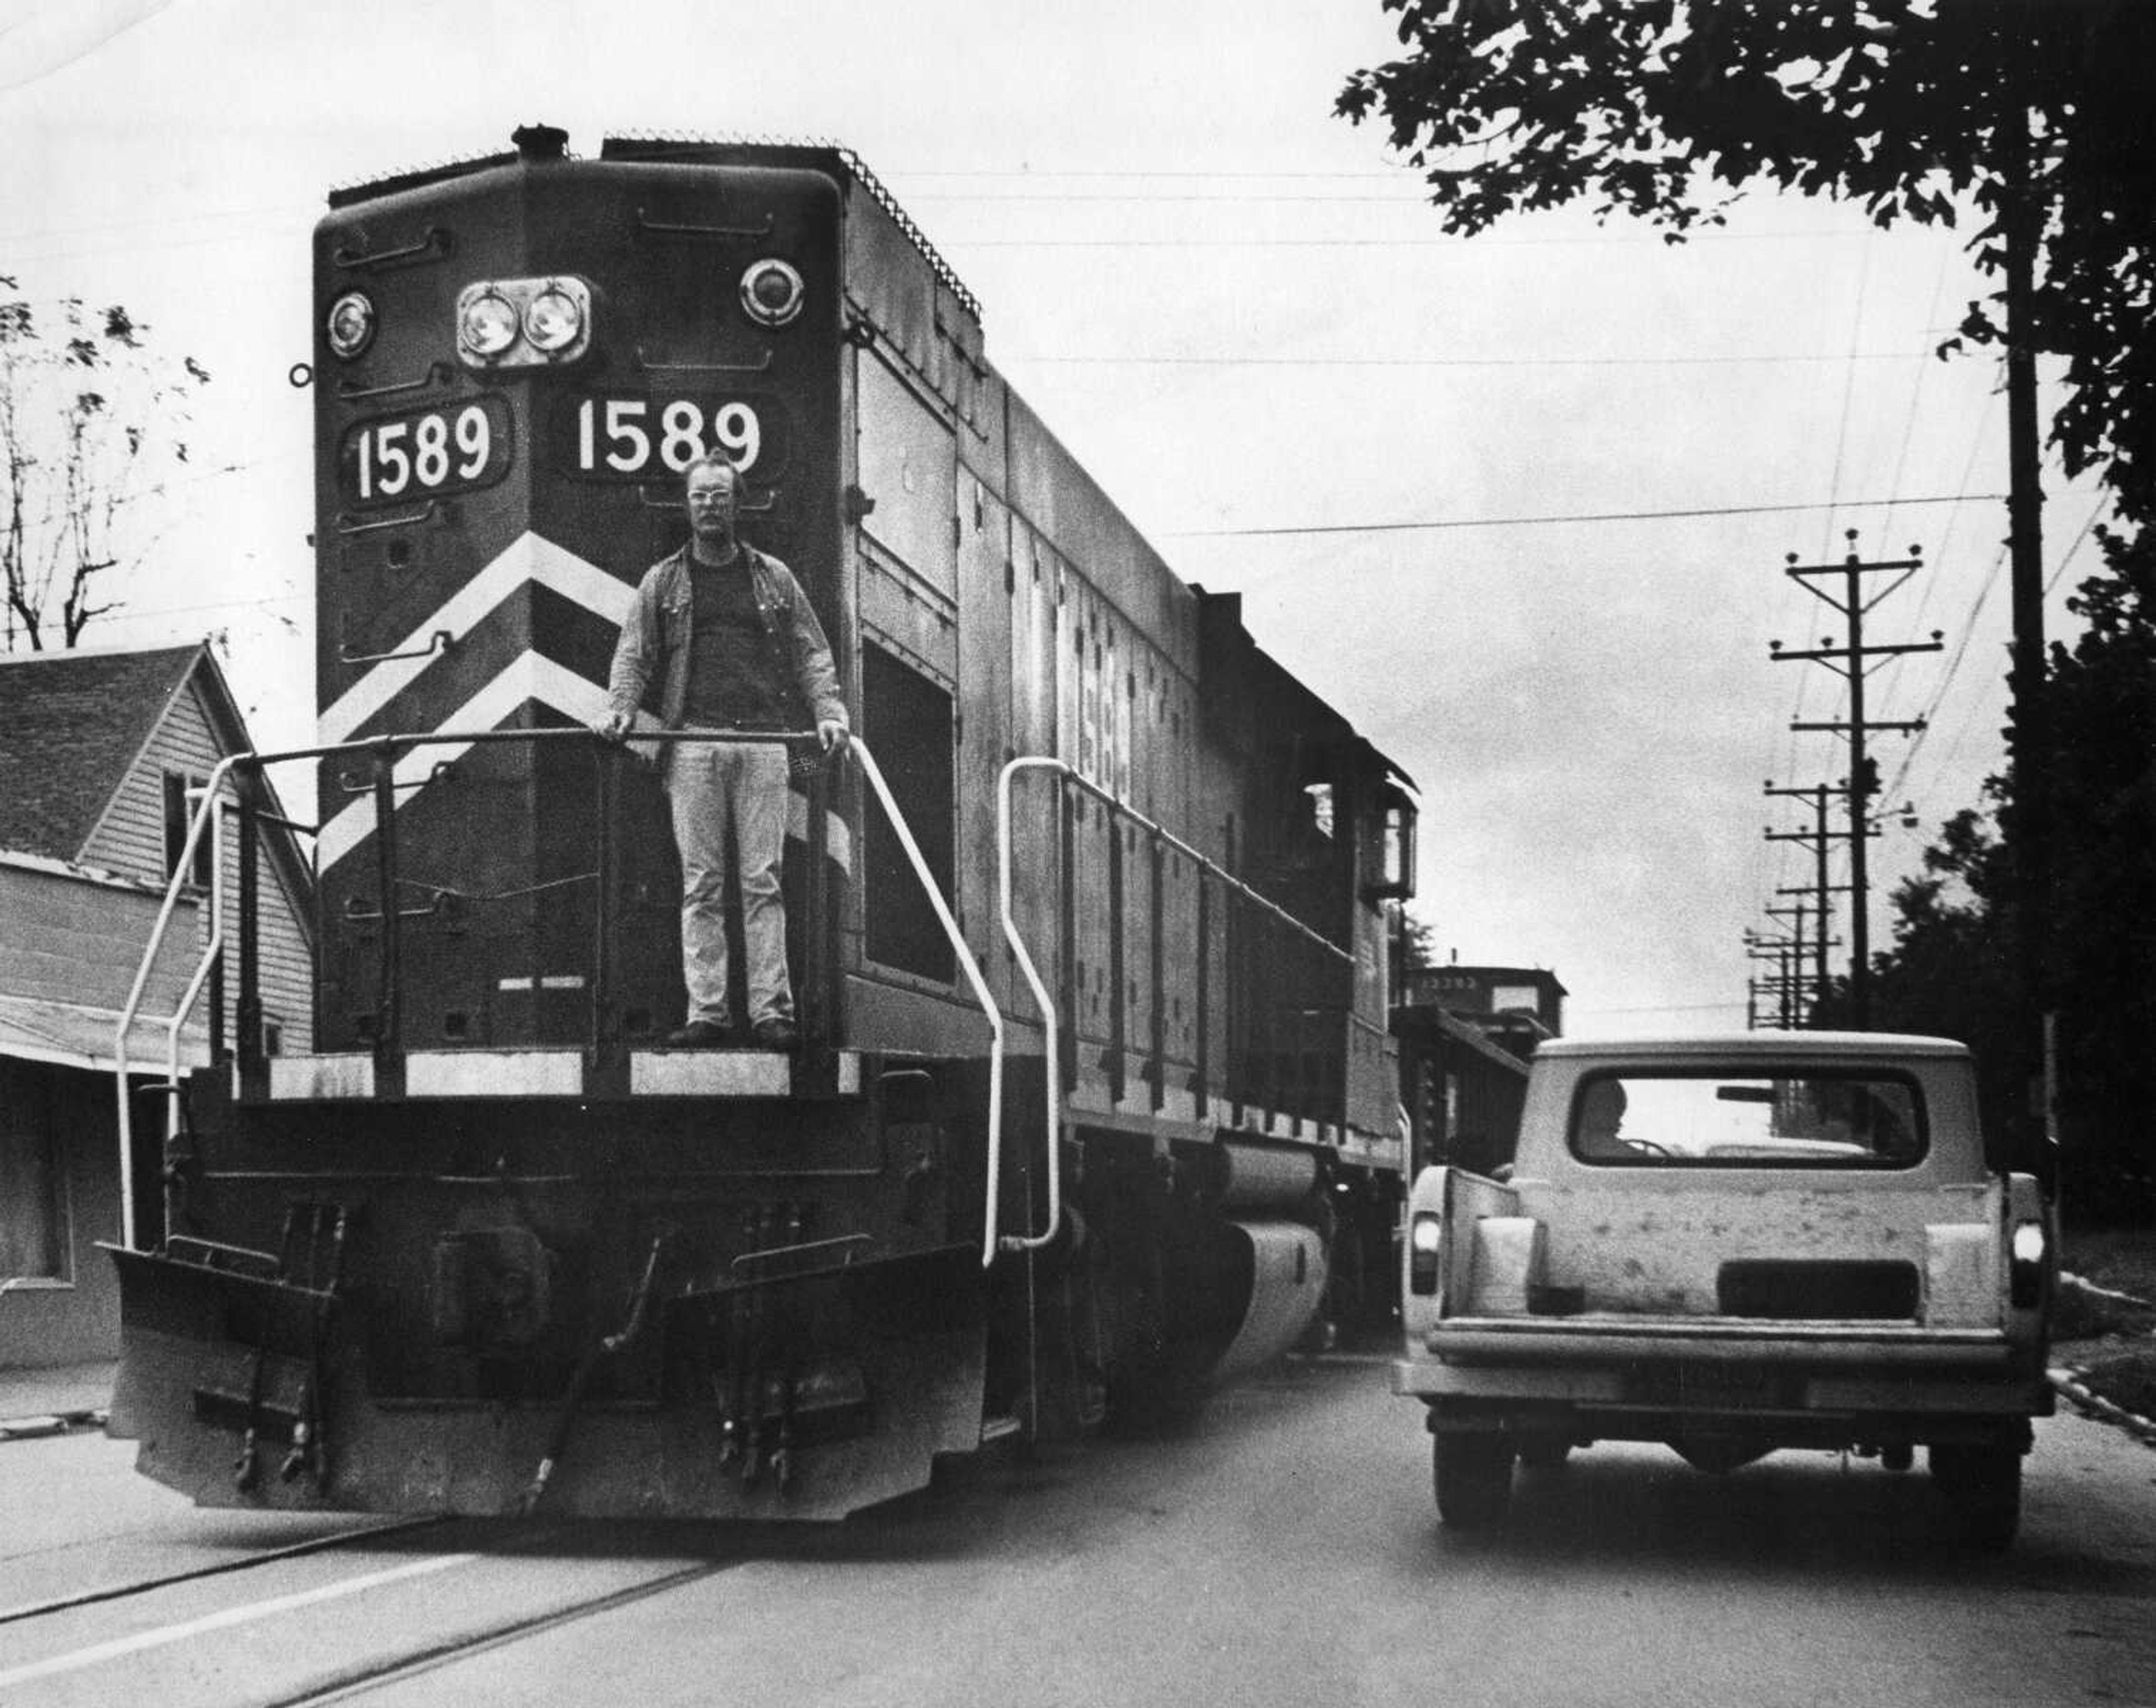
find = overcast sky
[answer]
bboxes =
[0,0,2106,1034]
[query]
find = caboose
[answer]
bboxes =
[106,127,1419,1518]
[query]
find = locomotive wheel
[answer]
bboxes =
[1433,1433,1515,1529]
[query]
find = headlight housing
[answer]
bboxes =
[739,258,805,328]
[325,291,376,359]
[454,276,593,367]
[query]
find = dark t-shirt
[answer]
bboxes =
[682,554,792,729]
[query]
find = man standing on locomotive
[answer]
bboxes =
[596,452,848,1049]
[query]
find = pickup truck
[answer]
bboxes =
[1395,1032,2054,1548]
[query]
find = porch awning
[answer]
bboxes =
[0,993,211,1075]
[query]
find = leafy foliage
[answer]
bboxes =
[1338,0,2156,522]
[0,276,210,651]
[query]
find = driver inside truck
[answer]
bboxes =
[1574,1078,1632,1159]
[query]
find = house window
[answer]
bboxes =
[162,770,214,890]
[0,1067,70,1284]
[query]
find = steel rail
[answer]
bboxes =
[0,1516,448,1628]
[263,1557,742,1707]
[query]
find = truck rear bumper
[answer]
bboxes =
[1414,1316,2035,1367]
[1394,1354,2050,1412]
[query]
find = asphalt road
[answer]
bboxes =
[5,1351,2155,1707]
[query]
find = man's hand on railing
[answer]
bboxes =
[594,709,633,744]
[817,719,850,763]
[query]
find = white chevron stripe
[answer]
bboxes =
[319,532,634,746]
[317,652,595,870]
[317,650,853,878]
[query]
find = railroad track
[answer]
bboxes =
[0,1518,746,1702]
[260,1558,742,1706]
[0,1516,447,1627]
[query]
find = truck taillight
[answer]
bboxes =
[1409,1213,1442,1296]
[2009,1219,2048,1309]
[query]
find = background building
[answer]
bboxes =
[0,642,312,1369]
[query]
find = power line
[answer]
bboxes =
[2044,495,2109,596]
[1168,492,2005,540]
[957,234,1842,251]
[1012,350,1927,370]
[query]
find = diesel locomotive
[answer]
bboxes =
[106,126,1420,1519]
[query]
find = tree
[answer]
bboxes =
[1815,802,2023,1157]
[1339,1,2156,1209]
[0,277,210,651]
[2038,527,2156,1215]
[1398,903,1444,972]
[1337,0,2156,524]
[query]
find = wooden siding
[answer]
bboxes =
[0,864,202,1015]
[76,676,315,1052]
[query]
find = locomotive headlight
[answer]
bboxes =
[522,283,584,354]
[740,258,805,327]
[325,291,376,359]
[458,288,520,360]
[454,276,593,368]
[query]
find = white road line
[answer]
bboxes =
[0,1550,481,1691]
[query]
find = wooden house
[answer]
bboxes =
[0,642,313,1370]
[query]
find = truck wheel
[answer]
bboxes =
[1433,1433,1515,1529]
[1930,1444,2021,1551]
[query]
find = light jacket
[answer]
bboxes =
[604,544,847,778]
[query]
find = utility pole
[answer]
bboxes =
[1764,780,1854,1003]
[1998,5,2052,1174]
[1744,931,1805,1030]
[1765,898,1810,1020]
[1770,534,1943,1027]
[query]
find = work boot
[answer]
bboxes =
[749,1016,799,1050]
[665,1018,732,1048]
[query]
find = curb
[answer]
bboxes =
[2057,1271,2156,1312]
[2050,1368,2156,1448]
[0,1407,107,1442]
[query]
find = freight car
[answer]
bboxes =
[106,126,1420,1519]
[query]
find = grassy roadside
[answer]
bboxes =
[2056,1227,2156,1422]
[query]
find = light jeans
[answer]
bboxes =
[665,738,792,1027]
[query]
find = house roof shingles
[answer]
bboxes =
[0,643,202,862]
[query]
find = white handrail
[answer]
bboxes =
[162,795,226,1135]
[846,741,1007,1270]
[108,733,1011,1266]
[113,753,246,1252]
[996,759,1068,1255]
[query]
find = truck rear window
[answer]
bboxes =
[1568,1068,1925,1167]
